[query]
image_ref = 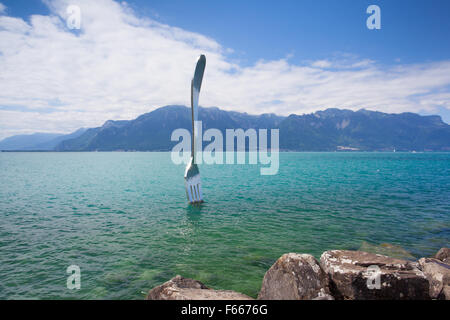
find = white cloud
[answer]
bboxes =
[0,0,450,139]
[0,3,5,14]
[311,60,332,68]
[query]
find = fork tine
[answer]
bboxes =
[194,182,199,202]
[185,173,203,204]
[186,182,193,203]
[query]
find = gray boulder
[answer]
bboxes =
[434,248,450,264]
[320,250,430,300]
[146,275,253,300]
[258,253,332,300]
[440,285,450,300]
[418,258,450,299]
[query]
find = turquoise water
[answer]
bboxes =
[0,152,449,299]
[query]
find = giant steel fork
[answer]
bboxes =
[184,54,206,204]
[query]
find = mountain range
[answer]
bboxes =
[1,105,449,152]
[0,129,86,151]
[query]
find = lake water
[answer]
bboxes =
[0,152,449,299]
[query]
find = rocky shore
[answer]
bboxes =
[146,247,449,300]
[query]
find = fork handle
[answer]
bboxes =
[191,79,198,160]
[190,55,206,161]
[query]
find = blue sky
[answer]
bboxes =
[2,0,450,64]
[4,0,450,65]
[0,0,449,138]
[131,0,450,66]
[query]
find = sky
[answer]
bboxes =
[0,0,450,139]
